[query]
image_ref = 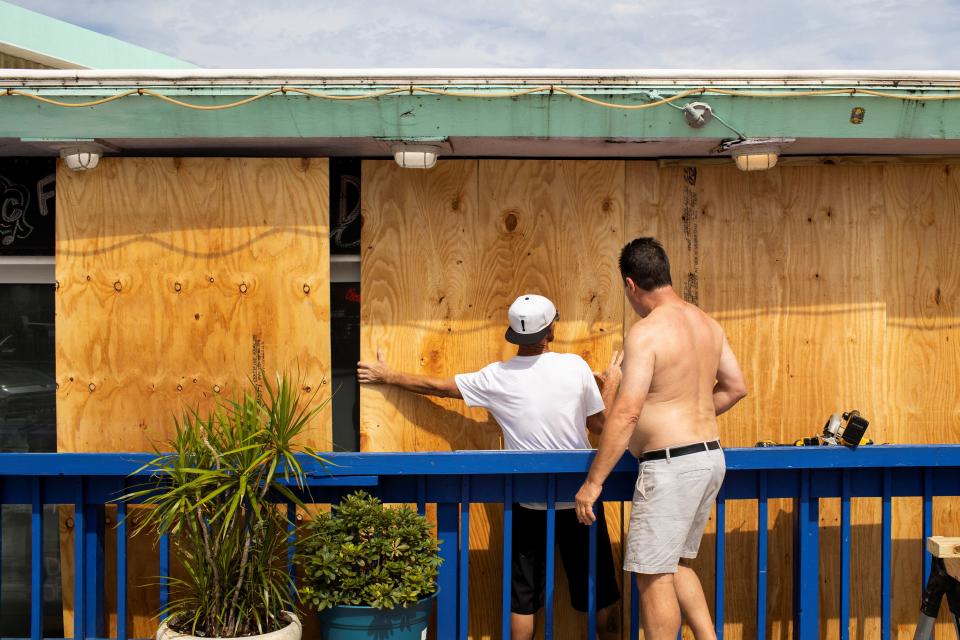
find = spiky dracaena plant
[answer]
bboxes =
[122,373,327,637]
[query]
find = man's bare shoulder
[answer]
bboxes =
[624,315,662,349]
[630,304,686,335]
[699,309,726,340]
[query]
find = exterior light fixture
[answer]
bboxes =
[734,149,778,171]
[59,146,102,172]
[719,138,795,172]
[393,144,439,169]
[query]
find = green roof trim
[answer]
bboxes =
[0,1,196,69]
[1,89,959,142]
[1,73,959,153]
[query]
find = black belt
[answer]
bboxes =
[640,439,721,462]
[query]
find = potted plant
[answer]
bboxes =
[297,491,442,640]
[123,372,328,640]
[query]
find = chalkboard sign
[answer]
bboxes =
[329,158,360,255]
[0,159,55,256]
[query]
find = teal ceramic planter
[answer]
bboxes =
[318,592,437,640]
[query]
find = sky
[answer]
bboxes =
[9,0,960,69]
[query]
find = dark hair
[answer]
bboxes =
[619,238,672,290]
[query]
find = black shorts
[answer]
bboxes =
[510,503,621,615]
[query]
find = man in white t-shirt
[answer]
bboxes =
[357,294,623,640]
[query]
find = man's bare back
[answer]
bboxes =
[626,301,724,457]
[576,237,746,640]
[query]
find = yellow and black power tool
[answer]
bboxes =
[757,410,873,448]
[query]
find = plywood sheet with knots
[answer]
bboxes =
[55,156,331,638]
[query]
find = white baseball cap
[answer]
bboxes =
[505,294,558,345]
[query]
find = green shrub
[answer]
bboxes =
[297,492,441,611]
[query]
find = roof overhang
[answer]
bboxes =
[0,1,196,70]
[2,69,959,159]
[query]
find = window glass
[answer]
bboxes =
[0,283,63,636]
[1,157,62,636]
[329,159,361,452]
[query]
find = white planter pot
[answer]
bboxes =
[157,612,301,640]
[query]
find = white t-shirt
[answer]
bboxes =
[455,352,605,509]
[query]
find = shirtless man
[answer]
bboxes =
[574,238,748,640]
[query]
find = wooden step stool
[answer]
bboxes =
[914,537,960,640]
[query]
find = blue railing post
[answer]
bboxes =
[84,504,105,638]
[437,501,459,640]
[544,475,556,640]
[287,502,297,601]
[458,477,471,640]
[881,469,892,640]
[587,513,597,640]
[795,469,820,640]
[117,502,128,640]
[31,478,43,640]
[840,470,851,640]
[922,469,933,589]
[159,532,170,620]
[417,476,426,517]
[757,472,768,640]
[74,480,86,640]
[715,486,726,639]
[502,477,513,640]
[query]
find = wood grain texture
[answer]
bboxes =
[361,159,625,639]
[357,159,960,639]
[882,164,960,639]
[359,159,497,453]
[45,155,960,638]
[927,536,960,557]
[56,157,331,637]
[622,161,960,640]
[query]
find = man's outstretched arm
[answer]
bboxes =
[713,333,747,416]
[576,327,655,524]
[357,348,463,399]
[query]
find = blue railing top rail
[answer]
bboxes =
[1,444,959,477]
[1,444,959,640]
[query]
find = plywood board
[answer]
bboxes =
[882,164,960,639]
[56,157,331,637]
[361,159,626,639]
[622,162,960,640]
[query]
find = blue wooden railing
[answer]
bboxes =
[2,445,960,640]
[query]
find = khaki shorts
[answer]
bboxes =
[624,446,725,574]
